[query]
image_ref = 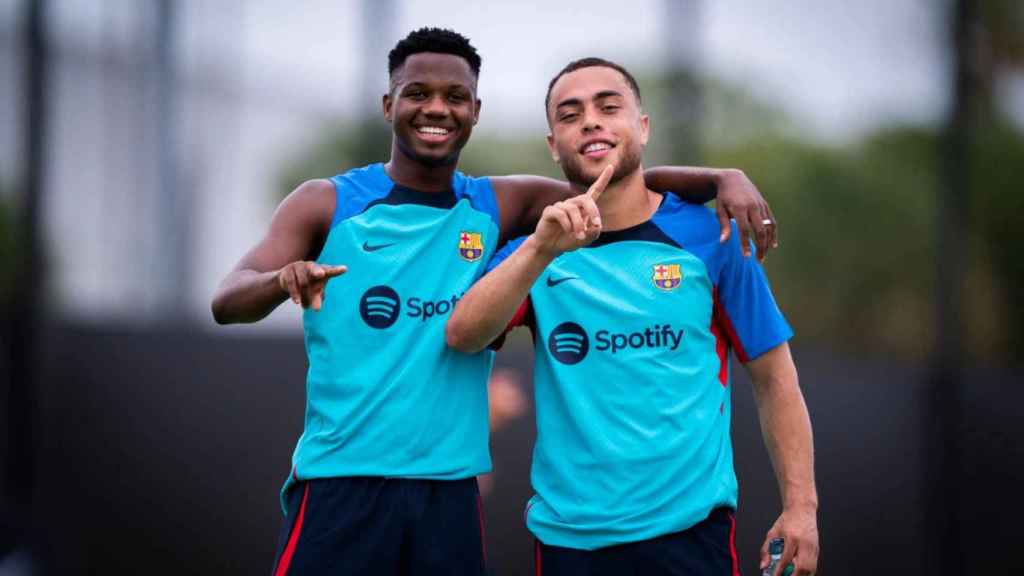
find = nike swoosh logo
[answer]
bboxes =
[362,241,396,252]
[546,275,579,287]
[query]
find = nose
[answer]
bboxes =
[582,108,601,133]
[423,94,448,118]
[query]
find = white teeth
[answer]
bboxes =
[584,142,611,153]
[417,126,449,135]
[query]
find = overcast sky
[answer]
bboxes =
[0,0,956,140]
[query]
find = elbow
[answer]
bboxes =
[210,293,232,325]
[445,317,483,354]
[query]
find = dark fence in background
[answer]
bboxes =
[15,323,1022,575]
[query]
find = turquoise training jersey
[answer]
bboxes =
[282,163,500,510]
[489,193,793,550]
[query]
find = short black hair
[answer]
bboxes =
[388,27,482,80]
[545,57,642,114]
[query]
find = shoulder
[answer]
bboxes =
[280,178,335,219]
[652,195,722,245]
[489,175,572,241]
[330,163,390,192]
[453,171,502,231]
[453,171,496,198]
[489,175,570,201]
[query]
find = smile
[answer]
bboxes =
[580,140,615,158]
[416,126,451,136]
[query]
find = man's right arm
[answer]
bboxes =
[446,167,611,352]
[445,234,557,353]
[211,179,340,324]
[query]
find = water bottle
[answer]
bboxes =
[761,537,795,576]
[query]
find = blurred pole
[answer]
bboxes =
[355,0,395,164]
[5,0,48,550]
[153,0,188,318]
[662,0,702,164]
[927,0,976,574]
[362,0,395,115]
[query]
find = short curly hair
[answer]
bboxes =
[545,57,642,115]
[388,27,482,83]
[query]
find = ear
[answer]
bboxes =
[546,133,559,163]
[639,113,650,146]
[473,98,482,125]
[382,93,393,123]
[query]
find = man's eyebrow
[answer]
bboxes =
[594,90,624,100]
[555,97,584,109]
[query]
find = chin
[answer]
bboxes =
[415,150,459,167]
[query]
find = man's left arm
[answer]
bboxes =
[746,342,819,576]
[491,167,776,256]
[644,166,777,258]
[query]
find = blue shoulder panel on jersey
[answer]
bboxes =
[652,194,792,361]
[329,163,394,228]
[649,194,725,271]
[453,172,500,231]
[486,235,528,273]
[329,165,500,230]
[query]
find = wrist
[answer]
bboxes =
[783,496,818,513]
[523,234,561,262]
[273,267,289,295]
[714,168,744,188]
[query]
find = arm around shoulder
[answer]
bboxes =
[210,178,336,324]
[490,175,572,242]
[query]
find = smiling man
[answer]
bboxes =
[446,58,819,576]
[212,28,779,576]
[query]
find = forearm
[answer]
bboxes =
[644,166,741,204]
[446,236,554,353]
[751,356,818,511]
[211,268,287,324]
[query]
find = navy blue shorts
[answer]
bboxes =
[271,477,487,576]
[534,507,740,576]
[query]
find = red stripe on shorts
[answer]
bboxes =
[535,539,542,576]
[476,490,488,564]
[273,483,310,576]
[729,511,741,576]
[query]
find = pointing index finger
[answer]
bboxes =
[323,265,348,278]
[588,165,614,201]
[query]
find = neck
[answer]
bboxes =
[589,166,661,230]
[384,142,458,192]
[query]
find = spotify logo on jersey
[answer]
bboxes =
[548,322,589,365]
[360,285,401,329]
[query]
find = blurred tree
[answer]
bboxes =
[975,0,1024,110]
[279,119,392,194]
[962,0,1024,360]
[708,128,938,359]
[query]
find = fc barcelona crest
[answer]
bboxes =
[458,231,484,262]
[652,263,682,291]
